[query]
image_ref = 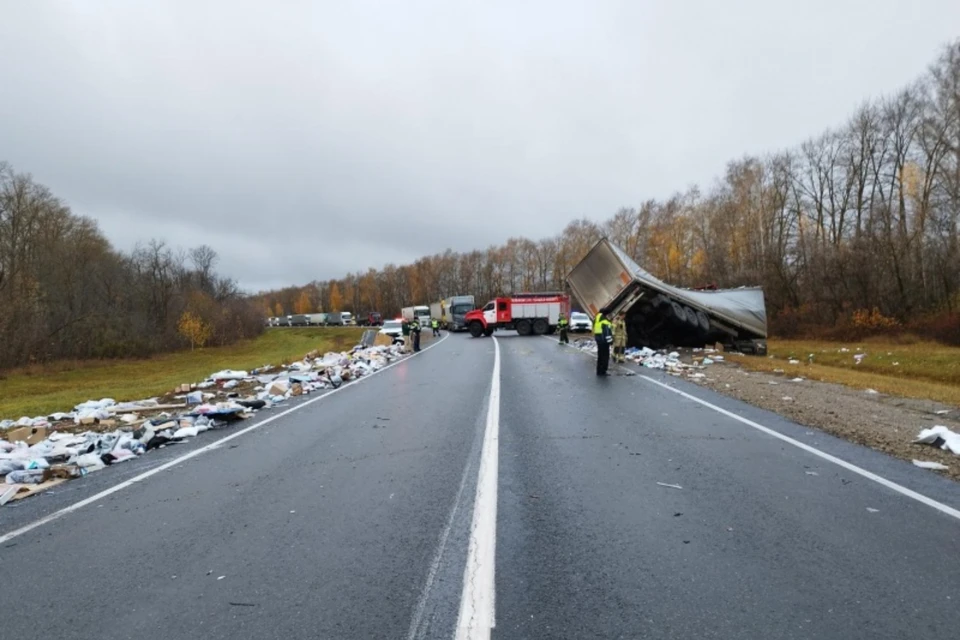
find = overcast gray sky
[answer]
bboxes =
[2,1,958,292]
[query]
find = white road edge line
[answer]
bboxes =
[542,334,960,522]
[455,336,500,640]
[640,375,960,522]
[0,333,450,546]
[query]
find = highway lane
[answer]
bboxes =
[0,334,495,640]
[2,331,959,639]
[495,335,960,639]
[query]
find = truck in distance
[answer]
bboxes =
[464,292,568,337]
[429,295,476,331]
[402,305,431,328]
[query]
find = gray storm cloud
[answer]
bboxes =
[2,0,958,292]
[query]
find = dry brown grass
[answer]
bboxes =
[728,338,960,406]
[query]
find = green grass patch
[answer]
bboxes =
[729,338,960,406]
[0,327,366,419]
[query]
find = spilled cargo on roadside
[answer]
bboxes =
[0,343,408,505]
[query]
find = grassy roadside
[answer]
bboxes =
[0,327,366,419]
[728,338,960,406]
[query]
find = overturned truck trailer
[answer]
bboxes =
[567,239,768,354]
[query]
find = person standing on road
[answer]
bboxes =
[558,312,569,345]
[401,320,412,353]
[411,320,422,352]
[431,318,440,337]
[613,314,627,363]
[593,310,613,376]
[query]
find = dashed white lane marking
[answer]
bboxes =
[455,336,501,640]
[0,334,451,546]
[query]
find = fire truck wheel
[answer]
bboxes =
[516,319,532,336]
[469,321,484,337]
[483,327,494,337]
[533,319,548,335]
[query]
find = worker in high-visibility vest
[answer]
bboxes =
[593,310,613,376]
[557,313,569,345]
[431,318,440,337]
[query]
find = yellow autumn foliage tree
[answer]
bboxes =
[294,290,312,314]
[328,282,343,310]
[178,310,212,350]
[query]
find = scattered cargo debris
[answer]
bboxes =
[1,343,408,504]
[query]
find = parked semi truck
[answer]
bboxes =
[566,238,767,354]
[429,295,476,331]
[464,292,568,337]
[326,311,354,326]
[402,305,431,328]
[307,313,328,326]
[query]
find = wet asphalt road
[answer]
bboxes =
[2,332,960,639]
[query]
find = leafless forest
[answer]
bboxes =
[0,162,263,369]
[4,42,959,370]
[263,42,960,342]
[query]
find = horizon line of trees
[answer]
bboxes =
[257,40,960,342]
[0,163,264,370]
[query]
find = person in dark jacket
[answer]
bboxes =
[593,311,613,375]
[411,321,422,352]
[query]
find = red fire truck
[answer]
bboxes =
[464,292,570,337]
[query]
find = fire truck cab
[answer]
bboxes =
[465,293,569,337]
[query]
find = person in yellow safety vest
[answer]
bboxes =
[557,313,569,345]
[613,314,627,363]
[593,310,614,376]
[431,318,440,337]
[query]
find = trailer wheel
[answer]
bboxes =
[668,301,685,322]
[532,319,548,335]
[683,305,699,328]
[516,319,532,336]
[469,321,484,338]
[695,310,710,333]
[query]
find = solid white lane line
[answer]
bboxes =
[640,375,960,522]
[0,334,450,546]
[542,334,960,522]
[455,336,501,640]
[406,405,480,640]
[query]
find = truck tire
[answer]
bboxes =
[668,300,685,323]
[483,327,494,337]
[695,310,710,333]
[516,319,532,336]
[683,305,699,328]
[469,321,484,338]
[533,319,548,335]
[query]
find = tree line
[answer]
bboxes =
[0,163,263,370]
[259,41,960,342]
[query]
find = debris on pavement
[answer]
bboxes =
[912,459,950,471]
[866,508,880,513]
[656,482,683,490]
[914,426,960,455]
[0,342,408,504]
